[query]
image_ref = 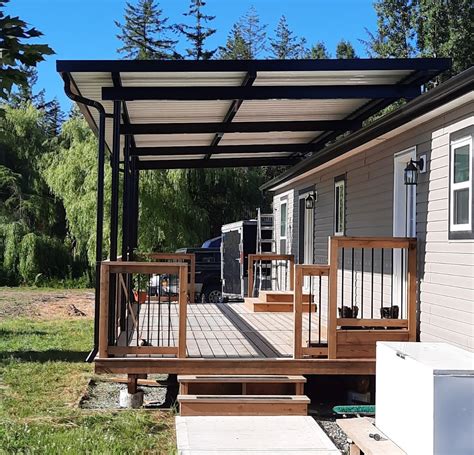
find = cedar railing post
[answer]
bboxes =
[328,237,339,359]
[293,265,303,358]
[178,264,188,358]
[248,254,255,298]
[98,263,110,358]
[407,238,417,341]
[289,256,295,291]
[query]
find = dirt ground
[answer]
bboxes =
[0,287,95,320]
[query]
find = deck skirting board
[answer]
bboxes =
[95,357,375,375]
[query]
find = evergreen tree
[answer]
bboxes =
[336,39,357,59]
[415,0,473,79]
[309,42,330,59]
[270,15,307,59]
[0,0,54,101]
[176,0,216,60]
[219,6,267,59]
[115,0,177,59]
[44,98,65,138]
[362,0,417,57]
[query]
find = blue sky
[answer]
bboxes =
[7,0,377,111]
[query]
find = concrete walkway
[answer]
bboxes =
[175,416,340,454]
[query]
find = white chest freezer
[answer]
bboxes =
[376,342,474,455]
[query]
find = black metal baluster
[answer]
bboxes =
[168,274,172,346]
[308,275,313,346]
[391,249,394,309]
[361,248,364,318]
[147,274,151,345]
[341,247,345,311]
[136,274,140,347]
[157,273,161,347]
[381,248,384,313]
[318,275,322,345]
[371,248,374,318]
[351,247,355,310]
[401,248,404,319]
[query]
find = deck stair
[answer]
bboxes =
[178,374,309,416]
[244,290,315,313]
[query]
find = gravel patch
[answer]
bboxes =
[314,417,349,454]
[80,376,169,410]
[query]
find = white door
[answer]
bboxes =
[393,147,416,315]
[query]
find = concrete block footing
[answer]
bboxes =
[119,389,144,408]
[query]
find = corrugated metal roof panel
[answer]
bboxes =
[121,71,246,87]
[134,133,214,147]
[219,131,317,145]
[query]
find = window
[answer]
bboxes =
[450,133,473,238]
[280,201,287,239]
[334,175,346,235]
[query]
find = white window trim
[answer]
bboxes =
[450,135,472,232]
[334,178,345,236]
[280,201,288,240]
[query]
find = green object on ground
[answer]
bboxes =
[333,405,376,415]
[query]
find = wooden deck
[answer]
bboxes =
[127,301,327,359]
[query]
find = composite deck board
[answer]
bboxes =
[127,301,327,358]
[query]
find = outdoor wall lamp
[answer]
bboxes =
[404,157,424,185]
[305,192,315,209]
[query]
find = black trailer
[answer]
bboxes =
[221,220,257,300]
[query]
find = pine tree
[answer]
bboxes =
[176,0,216,60]
[115,0,177,59]
[219,6,267,59]
[336,39,357,59]
[270,15,307,59]
[362,0,417,57]
[44,98,65,138]
[309,42,330,59]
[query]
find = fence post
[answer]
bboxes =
[98,263,110,358]
[293,265,303,358]
[328,237,339,359]
[178,264,188,358]
[407,239,417,341]
[190,254,196,303]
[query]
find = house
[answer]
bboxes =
[263,67,474,352]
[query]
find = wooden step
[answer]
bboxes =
[178,375,306,395]
[178,394,310,416]
[259,290,311,303]
[244,298,316,313]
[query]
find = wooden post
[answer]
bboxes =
[98,263,110,358]
[328,237,339,359]
[293,266,303,358]
[178,264,188,358]
[190,254,196,303]
[289,256,295,291]
[407,239,417,341]
[248,254,254,298]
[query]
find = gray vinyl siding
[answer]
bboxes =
[272,98,474,351]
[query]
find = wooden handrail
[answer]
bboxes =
[248,253,295,297]
[98,260,188,359]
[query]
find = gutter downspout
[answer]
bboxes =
[61,72,106,363]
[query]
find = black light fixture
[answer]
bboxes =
[305,193,315,209]
[404,158,424,185]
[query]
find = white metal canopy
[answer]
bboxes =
[57,58,450,168]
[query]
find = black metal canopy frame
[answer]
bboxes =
[57,58,451,360]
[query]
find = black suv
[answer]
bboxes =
[175,248,222,303]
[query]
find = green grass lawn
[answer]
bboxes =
[0,294,176,454]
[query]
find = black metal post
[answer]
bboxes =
[108,100,121,344]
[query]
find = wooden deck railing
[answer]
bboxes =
[248,253,295,297]
[99,261,188,359]
[294,236,417,359]
[138,252,196,303]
